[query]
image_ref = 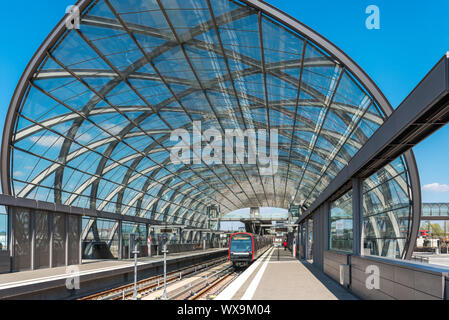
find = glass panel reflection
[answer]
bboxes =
[362,157,411,259]
[329,190,353,252]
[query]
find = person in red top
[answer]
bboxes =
[283,240,288,251]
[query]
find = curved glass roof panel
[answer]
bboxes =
[6,0,414,230]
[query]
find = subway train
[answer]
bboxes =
[228,232,272,267]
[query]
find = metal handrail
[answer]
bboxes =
[411,255,430,263]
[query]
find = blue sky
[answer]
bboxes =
[1,0,449,234]
[267,0,449,203]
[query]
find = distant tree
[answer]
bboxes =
[431,223,445,238]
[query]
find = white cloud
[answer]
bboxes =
[422,183,449,192]
[76,132,93,144]
[103,122,126,135]
[14,171,23,177]
[30,135,63,148]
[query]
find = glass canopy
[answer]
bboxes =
[4,0,415,246]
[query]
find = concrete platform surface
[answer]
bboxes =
[217,247,357,300]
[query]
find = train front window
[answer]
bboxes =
[230,235,252,252]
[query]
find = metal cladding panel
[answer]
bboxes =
[68,215,81,265]
[12,208,32,271]
[52,213,66,267]
[34,211,50,269]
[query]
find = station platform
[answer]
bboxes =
[0,248,227,300]
[217,247,357,300]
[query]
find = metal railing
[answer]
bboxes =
[411,255,430,263]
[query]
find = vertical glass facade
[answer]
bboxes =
[308,219,314,260]
[122,221,147,258]
[329,190,353,252]
[422,203,449,217]
[122,222,146,240]
[0,210,7,252]
[83,217,118,259]
[362,157,411,259]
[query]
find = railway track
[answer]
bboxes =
[166,263,235,300]
[188,269,241,300]
[79,256,228,300]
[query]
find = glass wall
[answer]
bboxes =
[307,219,314,261]
[422,204,449,217]
[299,223,306,258]
[122,222,146,241]
[0,208,7,252]
[362,157,411,259]
[82,217,118,259]
[329,190,353,252]
[122,222,147,258]
[82,218,147,259]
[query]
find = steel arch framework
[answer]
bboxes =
[1,0,421,259]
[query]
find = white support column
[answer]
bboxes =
[352,178,364,256]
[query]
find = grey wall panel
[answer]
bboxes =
[323,262,340,283]
[351,255,394,281]
[350,277,395,300]
[0,251,10,274]
[12,208,31,271]
[312,203,329,271]
[350,255,447,300]
[34,211,50,269]
[312,212,320,268]
[52,213,66,267]
[67,215,80,266]
[323,250,350,284]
